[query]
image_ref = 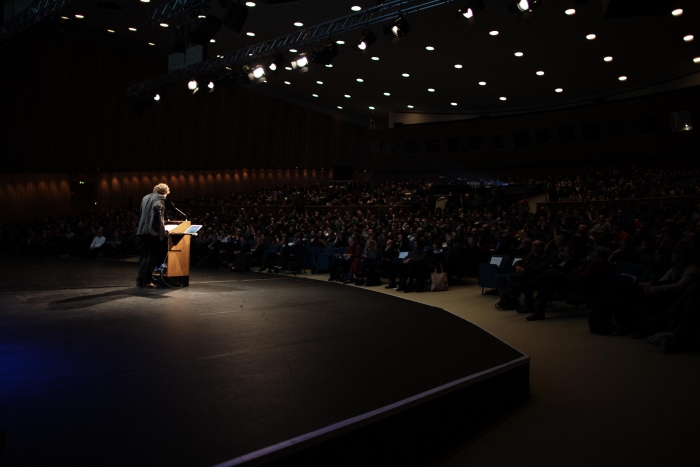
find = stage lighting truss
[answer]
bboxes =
[353,29,377,51]
[457,0,484,19]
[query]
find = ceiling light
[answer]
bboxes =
[351,6,361,11]
[694,57,700,64]
[354,29,377,51]
[198,15,206,18]
[384,92,390,96]
[129,27,137,31]
[586,34,596,40]
[325,64,333,67]
[604,56,613,62]
[428,88,435,92]
[61,16,69,19]
[512,0,540,13]
[160,23,169,28]
[107,29,115,33]
[295,55,308,68]
[284,81,291,85]
[454,64,463,69]
[148,42,155,46]
[357,78,364,82]
[451,102,458,106]
[555,88,563,93]
[479,81,486,85]
[371,57,379,61]
[402,73,410,77]
[499,97,507,101]
[312,94,318,97]
[457,0,485,19]
[294,22,303,27]
[246,32,255,36]
[344,94,351,98]
[407,105,414,108]
[337,106,343,109]
[140,0,150,2]
[187,80,198,91]
[489,30,499,36]
[369,106,375,110]
[336,40,345,45]
[683,35,694,42]
[207,81,215,92]
[285,66,292,70]
[210,39,216,43]
[252,66,265,79]
[565,9,575,15]
[426,46,435,51]
[317,81,323,85]
[619,76,627,81]
[536,71,544,76]
[154,94,161,101]
[75,14,84,19]
[514,52,523,57]
[671,9,683,17]
[384,16,411,38]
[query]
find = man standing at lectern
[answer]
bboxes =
[136,183,169,288]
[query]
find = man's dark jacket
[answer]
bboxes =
[137,193,167,240]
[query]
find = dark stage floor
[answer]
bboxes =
[0,259,528,466]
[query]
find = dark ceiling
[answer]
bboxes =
[26,0,700,125]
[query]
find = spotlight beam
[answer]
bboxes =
[127,0,455,96]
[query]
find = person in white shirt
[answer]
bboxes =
[88,229,106,257]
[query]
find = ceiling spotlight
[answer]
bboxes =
[407,105,414,109]
[604,56,613,62]
[351,6,361,12]
[187,79,199,93]
[160,23,169,28]
[207,81,215,92]
[511,0,540,13]
[451,102,458,106]
[311,42,339,65]
[426,46,435,51]
[153,93,161,101]
[555,88,563,93]
[499,97,507,101]
[564,9,576,15]
[489,30,499,36]
[671,9,683,17]
[292,54,309,69]
[354,29,377,51]
[514,51,523,57]
[619,76,627,81]
[371,56,379,61]
[75,14,84,19]
[383,16,411,38]
[294,22,304,27]
[536,71,544,76]
[457,0,485,19]
[268,52,286,72]
[402,73,410,77]
[479,81,486,85]
[252,66,265,79]
[428,88,435,92]
[336,40,345,45]
[694,57,700,64]
[586,34,596,40]
[454,64,463,68]
[683,35,694,42]
[129,27,137,32]
[384,92,390,96]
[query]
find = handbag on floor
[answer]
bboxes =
[431,264,448,292]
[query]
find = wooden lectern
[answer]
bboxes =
[165,221,191,286]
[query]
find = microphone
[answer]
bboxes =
[171,202,187,220]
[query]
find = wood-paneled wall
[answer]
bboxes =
[0,26,366,172]
[0,168,331,223]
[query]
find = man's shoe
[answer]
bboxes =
[385,283,396,289]
[140,283,158,289]
[526,312,546,321]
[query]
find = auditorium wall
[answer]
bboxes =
[366,86,700,176]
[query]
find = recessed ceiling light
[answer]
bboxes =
[160,23,168,28]
[284,81,291,85]
[565,9,576,15]
[428,88,435,92]
[514,52,523,57]
[140,0,150,2]
[210,39,216,43]
[61,16,69,19]
[672,9,683,17]
[336,40,345,45]
[75,14,84,19]
[317,81,323,85]
[478,81,486,86]
[345,94,351,98]
[384,92,390,96]
[489,31,499,36]
[694,57,700,63]
[451,102,458,106]
[371,57,379,61]
[351,6,361,11]
[454,64,463,69]
[369,106,375,110]
[325,64,333,68]
[357,78,364,82]
[129,27,137,31]
[586,34,596,40]
[337,106,343,109]
[555,88,563,93]
[107,29,115,33]
[499,97,507,101]
[536,71,544,76]
[426,46,434,51]
[246,32,255,36]
[619,76,627,81]
[604,56,613,62]
[290,49,297,53]
[294,22,303,27]
[198,15,205,18]
[285,66,292,70]
[402,73,409,77]
[683,35,694,42]
[312,94,318,97]
[407,105,414,108]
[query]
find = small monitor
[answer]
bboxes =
[398,251,409,259]
[185,225,203,234]
[490,256,503,266]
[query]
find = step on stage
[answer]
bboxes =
[0,259,529,467]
